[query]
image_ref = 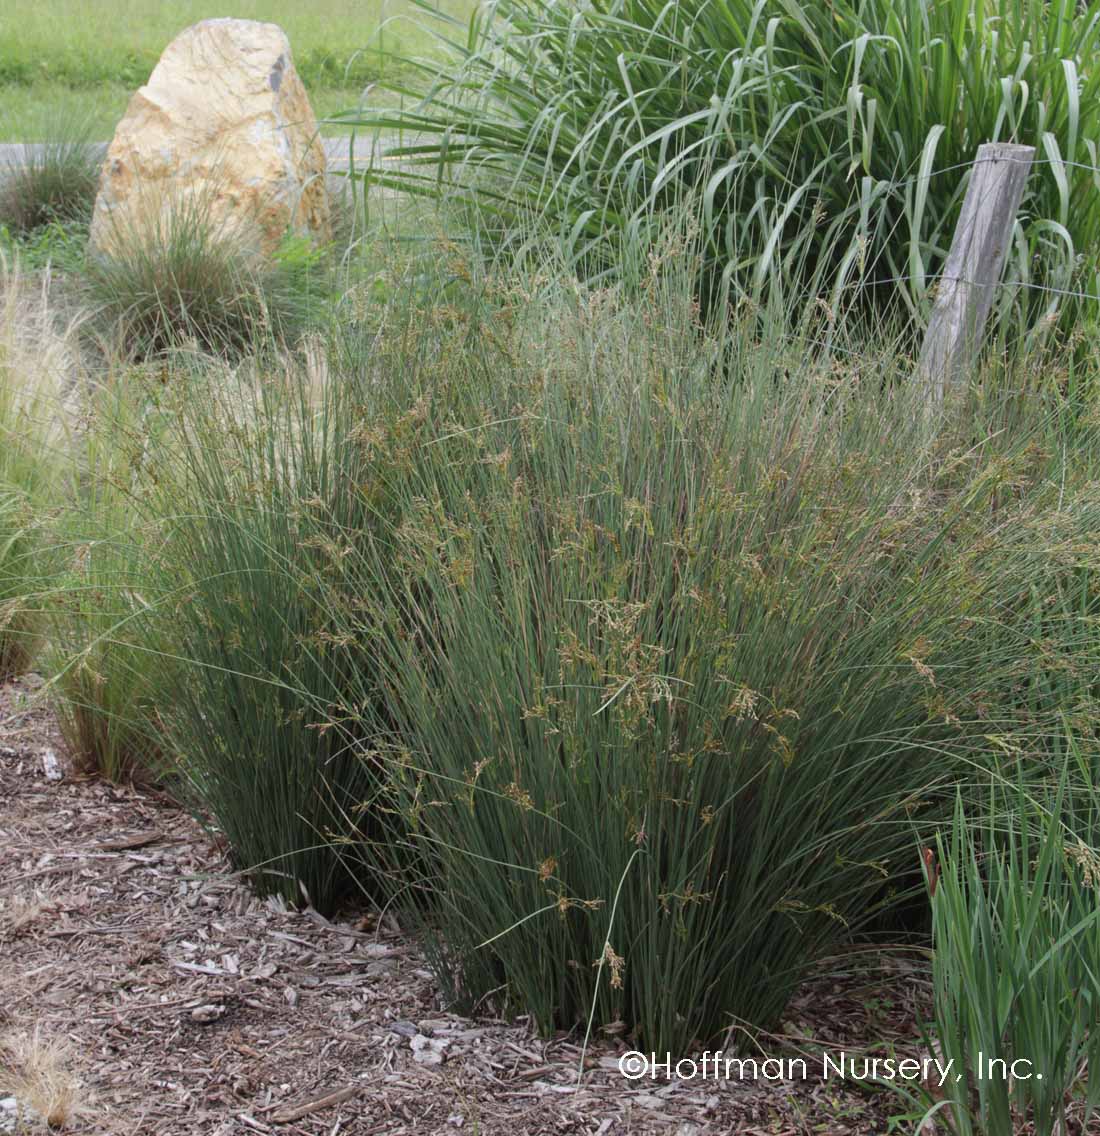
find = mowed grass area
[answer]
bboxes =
[0,0,470,140]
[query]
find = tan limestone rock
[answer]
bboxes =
[89,18,331,259]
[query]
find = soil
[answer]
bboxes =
[1,674,933,1135]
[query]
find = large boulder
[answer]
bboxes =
[89,18,331,258]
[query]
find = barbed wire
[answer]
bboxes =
[783,148,1100,306]
[838,271,1100,304]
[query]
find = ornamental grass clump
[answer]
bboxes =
[350,0,1100,325]
[85,191,306,359]
[898,762,1100,1136]
[86,226,1099,1040]
[321,240,1100,1053]
[0,118,99,236]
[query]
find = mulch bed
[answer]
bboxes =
[1,675,929,1135]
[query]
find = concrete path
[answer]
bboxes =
[0,136,398,172]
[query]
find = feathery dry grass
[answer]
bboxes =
[0,1027,86,1130]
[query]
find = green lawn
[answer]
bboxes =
[0,0,469,140]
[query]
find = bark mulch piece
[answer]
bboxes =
[1,676,927,1135]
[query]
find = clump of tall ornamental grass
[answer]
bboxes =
[349,0,1100,323]
[88,230,1099,1040]
[897,757,1100,1136]
[0,119,99,236]
[85,192,307,358]
[316,241,1100,1053]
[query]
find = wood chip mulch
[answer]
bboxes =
[1,675,929,1135]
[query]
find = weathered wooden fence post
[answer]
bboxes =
[917,142,1035,405]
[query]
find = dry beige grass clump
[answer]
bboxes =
[0,253,85,680]
[0,1027,86,1130]
[0,252,84,436]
